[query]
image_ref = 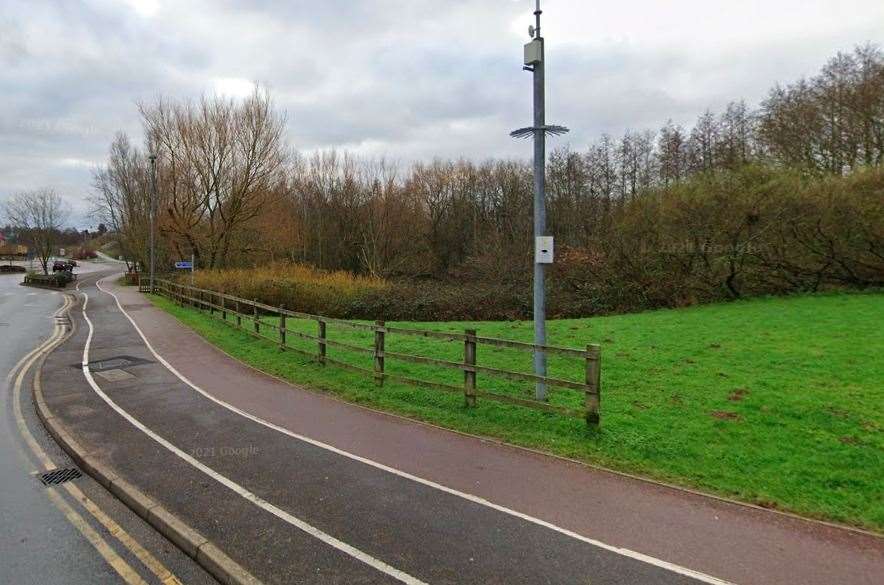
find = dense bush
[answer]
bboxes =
[24,271,73,287]
[547,165,884,315]
[182,262,388,317]
[348,280,530,321]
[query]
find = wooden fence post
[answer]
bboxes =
[464,329,477,407]
[585,344,601,426]
[374,320,385,386]
[318,320,327,365]
[235,301,242,328]
[209,291,214,316]
[221,294,226,321]
[279,306,286,350]
[253,301,259,335]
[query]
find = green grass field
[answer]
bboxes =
[149,292,884,531]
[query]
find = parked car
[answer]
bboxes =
[66,259,78,268]
[52,260,70,272]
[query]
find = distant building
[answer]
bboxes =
[0,235,29,257]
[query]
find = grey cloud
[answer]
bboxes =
[2,0,882,228]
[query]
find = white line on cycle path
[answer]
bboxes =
[94,277,735,585]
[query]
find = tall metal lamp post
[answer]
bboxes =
[511,0,569,401]
[148,153,158,294]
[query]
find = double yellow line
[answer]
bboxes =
[7,293,182,585]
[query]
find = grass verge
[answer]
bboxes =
[149,292,884,532]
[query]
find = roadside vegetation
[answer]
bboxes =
[101,44,883,530]
[191,263,388,316]
[92,46,883,319]
[151,291,884,532]
[180,165,883,320]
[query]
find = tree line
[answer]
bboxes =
[92,45,884,317]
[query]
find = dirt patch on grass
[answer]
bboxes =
[728,388,750,401]
[710,410,741,421]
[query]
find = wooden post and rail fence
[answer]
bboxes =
[141,277,601,426]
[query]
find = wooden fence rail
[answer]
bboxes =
[143,278,601,425]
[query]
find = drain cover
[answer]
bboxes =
[39,467,82,486]
[96,369,136,382]
[71,355,153,372]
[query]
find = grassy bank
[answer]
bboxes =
[149,292,884,531]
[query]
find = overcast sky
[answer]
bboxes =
[2,0,883,228]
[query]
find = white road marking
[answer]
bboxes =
[96,278,735,585]
[8,297,159,585]
[79,287,428,585]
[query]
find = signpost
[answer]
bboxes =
[175,254,195,286]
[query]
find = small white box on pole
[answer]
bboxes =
[524,39,542,65]
[535,236,554,264]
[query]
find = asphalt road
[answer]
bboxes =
[0,266,216,585]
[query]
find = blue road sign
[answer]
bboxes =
[175,261,193,269]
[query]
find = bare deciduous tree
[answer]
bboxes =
[4,188,70,274]
[91,132,152,273]
[139,87,287,269]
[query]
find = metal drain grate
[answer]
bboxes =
[71,355,153,372]
[39,467,83,486]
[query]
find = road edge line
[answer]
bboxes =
[33,283,264,585]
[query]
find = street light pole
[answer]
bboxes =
[511,0,569,401]
[531,2,547,401]
[148,153,157,294]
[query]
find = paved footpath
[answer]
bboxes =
[38,270,883,584]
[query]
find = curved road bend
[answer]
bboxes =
[0,265,216,585]
[38,270,884,585]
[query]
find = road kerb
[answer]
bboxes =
[197,542,265,585]
[32,284,265,585]
[148,505,208,558]
[108,476,159,519]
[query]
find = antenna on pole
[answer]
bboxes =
[510,0,569,401]
[534,0,542,39]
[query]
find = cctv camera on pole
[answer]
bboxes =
[511,0,569,401]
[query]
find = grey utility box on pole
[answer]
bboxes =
[524,39,542,65]
[511,1,569,401]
